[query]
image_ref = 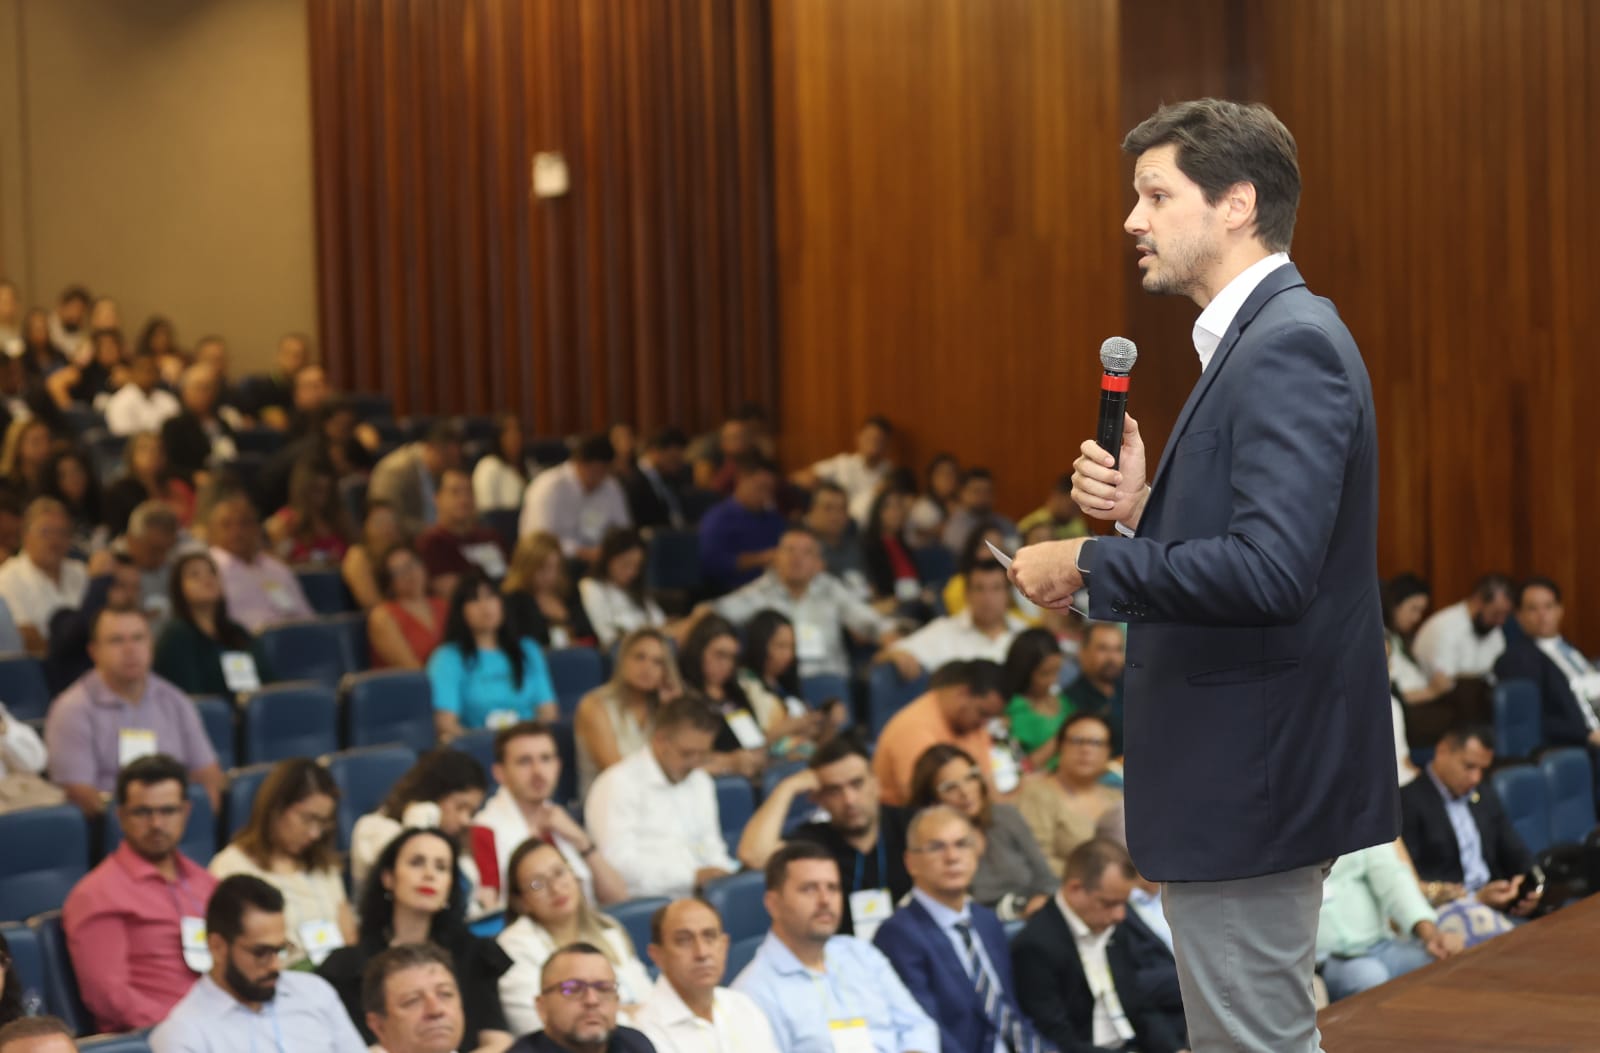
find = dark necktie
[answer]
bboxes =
[954,920,1045,1053]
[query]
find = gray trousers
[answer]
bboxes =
[1163,863,1329,1053]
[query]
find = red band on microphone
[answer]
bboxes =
[1101,374,1131,393]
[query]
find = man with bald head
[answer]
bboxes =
[0,1017,78,1053]
[507,945,656,1052]
[635,899,780,1052]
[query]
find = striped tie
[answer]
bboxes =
[954,921,1044,1053]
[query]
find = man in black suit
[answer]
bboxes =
[1493,577,1600,753]
[1399,724,1537,917]
[622,428,695,530]
[1011,100,1396,1051]
[1013,839,1188,1053]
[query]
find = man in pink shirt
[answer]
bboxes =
[206,491,312,632]
[62,753,219,1033]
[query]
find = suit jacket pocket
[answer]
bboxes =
[1186,659,1300,687]
[1175,427,1220,457]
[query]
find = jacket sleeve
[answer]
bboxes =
[872,919,963,1052]
[1010,932,1105,1053]
[1495,643,1590,748]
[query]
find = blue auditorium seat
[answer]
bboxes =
[346,393,394,420]
[701,870,769,942]
[1492,764,1551,856]
[0,920,46,1017]
[722,932,764,984]
[324,745,417,852]
[1539,747,1597,845]
[607,897,669,969]
[341,669,436,754]
[77,1033,153,1051]
[31,910,90,1036]
[645,528,701,592]
[295,566,351,615]
[449,729,498,793]
[0,652,51,721]
[483,508,521,553]
[1492,678,1542,760]
[194,695,237,770]
[232,427,286,456]
[256,619,350,689]
[713,775,755,855]
[762,761,820,835]
[0,805,90,920]
[550,720,579,805]
[800,673,849,710]
[323,612,371,676]
[241,683,339,764]
[868,665,928,739]
[223,763,278,839]
[0,603,23,654]
[102,782,216,865]
[547,647,605,720]
[911,545,955,589]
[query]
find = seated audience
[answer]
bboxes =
[18,305,69,379]
[586,696,736,899]
[1093,800,1176,953]
[161,363,239,485]
[1018,713,1125,879]
[796,415,895,524]
[428,568,557,740]
[89,499,181,626]
[714,526,899,680]
[103,431,195,536]
[134,315,184,385]
[0,418,52,504]
[418,467,508,596]
[734,609,809,730]
[908,744,1055,920]
[360,944,468,1053]
[317,828,513,1050]
[153,550,274,698]
[679,613,797,778]
[45,285,90,358]
[1062,622,1127,755]
[496,841,654,1035]
[502,530,596,648]
[369,421,465,535]
[907,452,960,548]
[941,467,1016,553]
[41,448,103,552]
[207,490,314,631]
[579,528,671,649]
[803,481,869,596]
[150,875,367,1053]
[622,427,693,530]
[46,608,224,816]
[1317,842,1461,1002]
[505,944,654,1053]
[350,749,491,907]
[473,415,532,512]
[881,561,1024,680]
[697,455,785,593]
[1399,725,1539,921]
[519,434,631,561]
[1387,635,1422,787]
[738,733,911,939]
[0,497,88,654]
[941,519,1036,623]
[266,457,353,565]
[1493,576,1600,750]
[1012,838,1189,1053]
[872,805,1050,1053]
[574,628,680,798]
[733,842,936,1049]
[47,327,126,409]
[369,544,449,670]
[283,364,334,436]
[690,413,758,496]
[1003,627,1072,769]
[246,333,314,429]
[105,352,180,437]
[343,499,406,610]
[1412,573,1513,678]
[208,759,358,966]
[607,422,637,478]
[873,659,1005,807]
[1384,573,1455,705]
[62,754,220,1032]
[0,695,52,812]
[258,399,375,515]
[636,898,781,1052]
[190,336,250,429]
[1017,472,1090,542]
[862,484,930,612]
[44,557,140,696]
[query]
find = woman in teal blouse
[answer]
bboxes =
[427,567,557,741]
[153,551,274,697]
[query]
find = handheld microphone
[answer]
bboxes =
[1096,337,1138,468]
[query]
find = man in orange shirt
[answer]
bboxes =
[873,659,1006,805]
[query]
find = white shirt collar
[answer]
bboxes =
[644,972,726,1027]
[1191,252,1292,371]
[1055,893,1113,950]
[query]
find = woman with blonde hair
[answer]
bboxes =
[572,626,680,799]
[501,529,593,648]
[0,417,54,502]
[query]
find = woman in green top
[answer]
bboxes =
[1003,627,1073,771]
[153,550,274,697]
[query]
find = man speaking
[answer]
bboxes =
[1010,99,1395,1052]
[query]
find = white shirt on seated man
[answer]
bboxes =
[634,898,779,1053]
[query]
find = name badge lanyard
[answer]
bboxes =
[852,836,888,895]
[248,1000,287,1053]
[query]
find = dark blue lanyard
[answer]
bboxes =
[851,835,888,892]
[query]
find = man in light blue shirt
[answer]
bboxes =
[733,841,937,1053]
[151,875,366,1053]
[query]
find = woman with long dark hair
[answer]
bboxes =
[1384,573,1453,705]
[907,451,960,547]
[577,527,671,649]
[1002,627,1072,770]
[152,550,273,697]
[265,456,353,564]
[471,414,529,512]
[41,447,103,552]
[679,614,769,779]
[426,568,556,742]
[862,485,925,607]
[101,431,195,535]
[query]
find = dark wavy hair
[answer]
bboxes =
[355,827,465,950]
[168,550,253,650]
[740,609,799,698]
[908,743,991,829]
[440,567,525,690]
[0,928,23,1027]
[679,614,749,705]
[590,527,649,605]
[1002,627,1064,700]
[379,749,488,821]
[41,446,102,528]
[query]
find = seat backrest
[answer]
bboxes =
[223,762,281,840]
[722,933,765,985]
[645,529,702,592]
[102,782,216,866]
[0,920,47,1018]
[549,720,579,805]
[323,613,371,677]
[324,745,419,852]
[701,870,770,942]
[1491,764,1552,856]
[295,567,351,615]
[0,652,51,721]
[0,805,90,919]
[605,897,670,966]
[1492,679,1543,760]
[29,910,90,1035]
[341,669,436,754]
[76,1033,153,1051]
[800,673,849,711]
[868,664,928,739]
[911,545,955,588]
[242,683,340,764]
[194,695,237,770]
[256,621,349,689]
[713,775,755,853]
[1539,747,1597,845]
[448,729,498,793]
[483,509,521,552]
[547,647,605,720]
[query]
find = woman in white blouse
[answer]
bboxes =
[578,528,689,649]
[472,416,531,513]
[496,839,653,1035]
[1384,573,1455,705]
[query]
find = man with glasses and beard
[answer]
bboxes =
[151,875,365,1052]
[507,945,656,1052]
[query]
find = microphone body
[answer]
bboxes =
[1096,337,1138,469]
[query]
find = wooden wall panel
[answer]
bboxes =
[308,0,777,436]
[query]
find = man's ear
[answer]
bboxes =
[1221,181,1259,234]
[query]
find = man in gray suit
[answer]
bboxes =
[1011,99,1395,1052]
[368,421,464,535]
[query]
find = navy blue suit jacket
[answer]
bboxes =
[1080,263,1398,881]
[873,896,1045,1053]
[1493,633,1596,749]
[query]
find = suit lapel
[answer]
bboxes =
[905,899,988,1015]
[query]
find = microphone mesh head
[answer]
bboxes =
[1100,336,1138,374]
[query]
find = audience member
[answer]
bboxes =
[266,457,352,564]
[714,526,898,680]
[1061,623,1127,755]
[574,628,680,798]
[474,415,532,512]
[369,421,465,535]
[474,721,627,909]
[636,898,781,1053]
[1002,628,1072,769]
[349,749,491,906]
[284,364,334,436]
[47,286,91,357]
[343,500,406,610]
[248,334,315,429]
[580,528,672,649]
[908,745,1055,920]
[258,399,374,514]
[1018,713,1124,879]
[0,1016,77,1053]
[206,490,313,630]
[679,614,798,777]
[18,307,68,380]
[622,427,693,530]
[89,499,181,625]
[797,416,896,524]
[418,467,508,596]
[62,754,220,1032]
[690,414,757,496]
[318,828,513,1049]
[1412,573,1514,678]
[587,696,736,898]
[733,841,936,1050]
[1493,576,1600,750]
[0,418,52,504]
[191,336,249,429]
[0,497,87,653]
[1017,473,1090,542]
[103,431,195,536]
[104,352,180,436]
[47,327,126,409]
[803,481,869,599]
[872,805,1050,1053]
[46,608,223,816]
[133,315,183,383]
[360,944,467,1053]
[873,659,1005,807]
[734,610,825,741]
[208,759,358,966]
[941,520,1028,622]
[161,364,240,486]
[40,449,103,552]
[1092,799,1175,953]
[428,568,557,740]
[503,530,596,648]
[697,456,785,593]
[1383,573,1455,705]
[1012,838,1189,1053]
[1317,842,1461,1002]
[905,453,959,548]
[881,561,1024,680]
[861,485,928,609]
[153,550,274,698]
[369,544,449,670]
[504,944,655,1053]
[520,435,632,561]
[609,423,637,477]
[941,468,1016,553]
[149,874,367,1053]
[496,841,653,1035]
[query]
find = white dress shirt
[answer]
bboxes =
[1536,636,1600,730]
[0,701,47,776]
[519,463,632,556]
[1192,252,1292,370]
[472,455,528,512]
[472,786,597,907]
[1056,893,1137,1047]
[810,452,891,524]
[0,553,88,635]
[578,579,667,649]
[496,915,653,1036]
[1388,631,1430,693]
[635,973,782,1053]
[1412,601,1505,678]
[586,745,736,899]
[104,384,181,437]
[892,610,1027,673]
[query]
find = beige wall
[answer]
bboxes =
[0,0,315,371]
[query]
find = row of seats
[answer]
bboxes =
[1492,747,1597,855]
